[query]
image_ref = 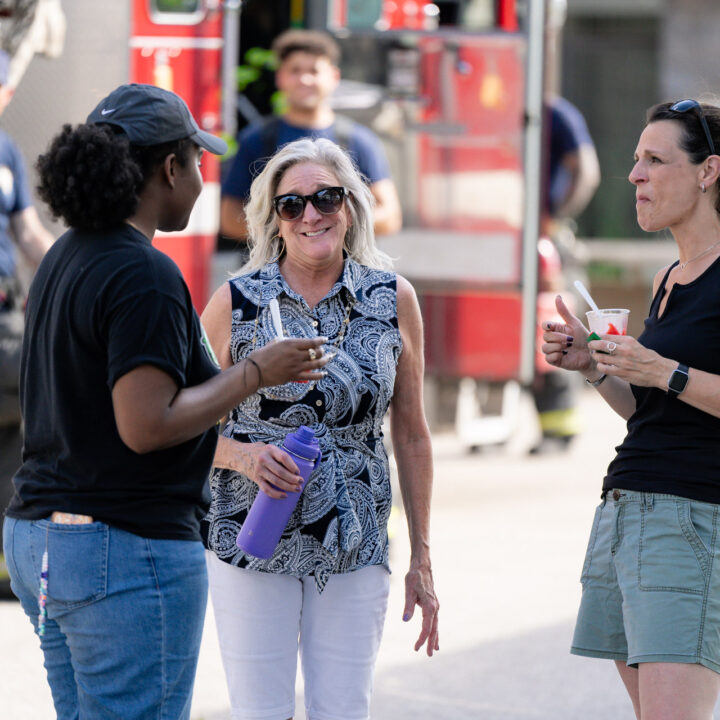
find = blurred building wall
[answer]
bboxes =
[561,0,720,240]
[563,0,664,240]
[661,0,720,100]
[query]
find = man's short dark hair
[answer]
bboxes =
[271,29,340,66]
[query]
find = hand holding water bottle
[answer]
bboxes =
[237,426,321,559]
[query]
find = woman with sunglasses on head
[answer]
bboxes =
[201,137,439,720]
[542,99,720,719]
[3,84,328,720]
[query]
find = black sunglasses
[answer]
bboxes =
[273,186,348,221]
[670,99,716,157]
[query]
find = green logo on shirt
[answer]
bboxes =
[200,323,220,368]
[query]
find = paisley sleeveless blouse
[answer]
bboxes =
[202,258,402,591]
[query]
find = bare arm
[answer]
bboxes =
[553,144,600,220]
[587,335,720,420]
[10,206,54,267]
[111,282,329,454]
[370,178,402,236]
[391,274,439,656]
[220,195,249,240]
[654,365,720,420]
[199,282,304,498]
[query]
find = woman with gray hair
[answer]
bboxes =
[201,137,439,719]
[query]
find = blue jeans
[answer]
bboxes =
[3,516,208,720]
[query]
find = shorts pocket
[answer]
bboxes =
[639,500,712,594]
[580,504,603,585]
[33,520,109,608]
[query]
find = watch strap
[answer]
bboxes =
[667,363,689,397]
[585,373,607,388]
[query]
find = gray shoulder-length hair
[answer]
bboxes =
[242,137,393,271]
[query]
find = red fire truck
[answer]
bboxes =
[7,0,556,436]
[322,0,552,448]
[120,0,554,451]
[128,0,225,308]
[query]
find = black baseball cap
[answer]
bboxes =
[86,83,227,155]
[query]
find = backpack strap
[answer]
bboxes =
[260,116,283,159]
[332,114,355,150]
[260,114,356,157]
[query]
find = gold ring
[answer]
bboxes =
[308,347,317,360]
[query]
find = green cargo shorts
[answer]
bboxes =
[571,489,720,672]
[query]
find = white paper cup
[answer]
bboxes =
[586,309,630,336]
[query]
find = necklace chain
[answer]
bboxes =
[251,295,354,398]
[679,239,720,270]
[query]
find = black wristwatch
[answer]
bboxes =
[667,363,689,397]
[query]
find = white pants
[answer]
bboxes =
[206,551,390,720]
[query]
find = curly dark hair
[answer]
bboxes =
[36,124,193,231]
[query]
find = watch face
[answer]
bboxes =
[668,367,689,394]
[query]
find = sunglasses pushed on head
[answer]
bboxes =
[670,99,716,157]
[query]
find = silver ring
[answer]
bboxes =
[308,347,317,361]
[606,341,617,354]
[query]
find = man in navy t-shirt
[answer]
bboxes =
[546,95,600,222]
[0,50,53,282]
[532,96,600,454]
[221,29,402,244]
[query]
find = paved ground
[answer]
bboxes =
[2,389,718,718]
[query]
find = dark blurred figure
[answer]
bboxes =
[0,48,53,588]
[532,95,600,454]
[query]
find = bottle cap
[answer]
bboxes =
[284,425,320,461]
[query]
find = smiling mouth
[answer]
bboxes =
[303,228,328,237]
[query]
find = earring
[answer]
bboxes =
[701,183,707,193]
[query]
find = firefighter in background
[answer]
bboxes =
[220,29,402,259]
[532,94,600,453]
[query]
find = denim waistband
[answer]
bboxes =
[603,488,713,507]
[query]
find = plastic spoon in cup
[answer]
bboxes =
[573,280,600,314]
[269,298,284,340]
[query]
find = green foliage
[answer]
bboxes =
[235,65,260,91]
[244,47,276,70]
[270,90,286,115]
[234,47,277,94]
[219,131,238,160]
[234,46,285,116]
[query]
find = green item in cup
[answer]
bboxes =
[587,332,601,342]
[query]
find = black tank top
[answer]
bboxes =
[603,257,720,503]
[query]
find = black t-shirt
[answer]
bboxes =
[6,225,220,540]
[604,259,720,503]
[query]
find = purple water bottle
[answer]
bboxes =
[236,426,321,559]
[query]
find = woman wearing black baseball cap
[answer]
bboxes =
[2,83,329,720]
